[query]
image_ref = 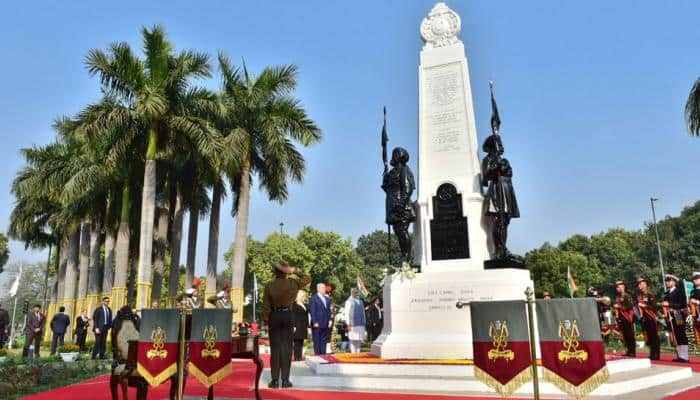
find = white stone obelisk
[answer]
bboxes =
[372,2,533,360]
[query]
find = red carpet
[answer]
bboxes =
[19,353,700,399]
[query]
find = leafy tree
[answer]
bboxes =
[526,242,601,298]
[0,233,8,274]
[0,262,51,315]
[355,230,400,299]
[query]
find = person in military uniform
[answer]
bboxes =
[635,277,660,360]
[206,280,236,310]
[262,260,311,389]
[178,278,203,310]
[662,274,690,362]
[689,271,700,345]
[613,281,636,357]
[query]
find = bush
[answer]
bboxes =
[0,358,109,398]
[0,348,8,357]
[59,343,80,353]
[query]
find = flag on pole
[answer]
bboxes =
[253,273,259,301]
[567,266,578,298]
[357,275,369,298]
[9,265,22,297]
[470,300,533,396]
[536,298,609,398]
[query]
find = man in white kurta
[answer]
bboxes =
[344,288,366,353]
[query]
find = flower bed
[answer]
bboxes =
[0,355,109,398]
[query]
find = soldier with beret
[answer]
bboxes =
[262,260,311,389]
[635,277,660,360]
[689,272,700,346]
[662,274,689,362]
[613,281,636,357]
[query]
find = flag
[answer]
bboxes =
[137,309,180,387]
[9,266,22,297]
[567,266,578,298]
[536,298,608,398]
[253,273,259,301]
[188,309,234,387]
[357,275,369,298]
[470,300,533,396]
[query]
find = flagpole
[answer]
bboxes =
[9,263,22,350]
[252,272,257,323]
[525,287,541,400]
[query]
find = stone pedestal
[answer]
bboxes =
[371,268,533,359]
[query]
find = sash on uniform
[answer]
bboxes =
[536,298,608,398]
[470,300,533,397]
[137,309,180,386]
[188,309,234,387]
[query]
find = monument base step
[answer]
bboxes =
[261,356,695,398]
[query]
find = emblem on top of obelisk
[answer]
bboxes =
[420,2,461,49]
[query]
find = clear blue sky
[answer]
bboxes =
[1,1,699,278]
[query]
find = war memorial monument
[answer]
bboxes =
[266,3,699,398]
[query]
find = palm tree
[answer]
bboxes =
[85,26,221,309]
[217,54,322,318]
[686,78,700,136]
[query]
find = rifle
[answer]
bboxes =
[489,81,502,155]
[381,106,392,266]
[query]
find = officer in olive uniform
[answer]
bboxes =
[689,271,700,345]
[613,280,636,357]
[635,277,660,360]
[662,274,689,362]
[263,261,311,389]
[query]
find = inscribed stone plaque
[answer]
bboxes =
[430,183,469,260]
[423,62,469,155]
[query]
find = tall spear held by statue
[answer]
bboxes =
[381,106,392,266]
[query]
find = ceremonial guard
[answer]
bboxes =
[662,274,690,362]
[178,278,203,310]
[613,281,636,357]
[262,261,311,389]
[635,277,660,360]
[689,271,700,345]
[207,280,234,309]
[587,286,612,332]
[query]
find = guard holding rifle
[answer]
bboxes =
[689,271,700,345]
[263,260,311,389]
[635,277,660,360]
[662,274,690,363]
[613,280,635,357]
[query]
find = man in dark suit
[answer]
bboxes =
[49,306,71,355]
[366,298,383,343]
[23,304,45,358]
[0,302,9,349]
[309,283,332,355]
[92,296,112,359]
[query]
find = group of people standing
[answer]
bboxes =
[597,272,700,363]
[263,261,384,389]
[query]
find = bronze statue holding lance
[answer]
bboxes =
[481,82,523,267]
[381,108,416,266]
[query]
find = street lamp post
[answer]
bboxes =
[649,197,666,287]
[279,222,284,260]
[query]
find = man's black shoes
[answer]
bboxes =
[281,380,293,388]
[268,379,279,389]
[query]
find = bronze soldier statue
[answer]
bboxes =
[481,82,521,264]
[382,147,416,265]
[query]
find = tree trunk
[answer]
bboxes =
[87,220,102,310]
[168,187,184,306]
[113,184,131,309]
[231,159,252,321]
[63,229,80,340]
[206,180,222,307]
[136,130,158,310]
[77,222,91,310]
[57,234,68,300]
[152,205,169,303]
[186,199,199,289]
[103,228,115,296]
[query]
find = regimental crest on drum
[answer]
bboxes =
[201,324,220,359]
[147,325,168,360]
[558,320,588,363]
[488,320,514,361]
